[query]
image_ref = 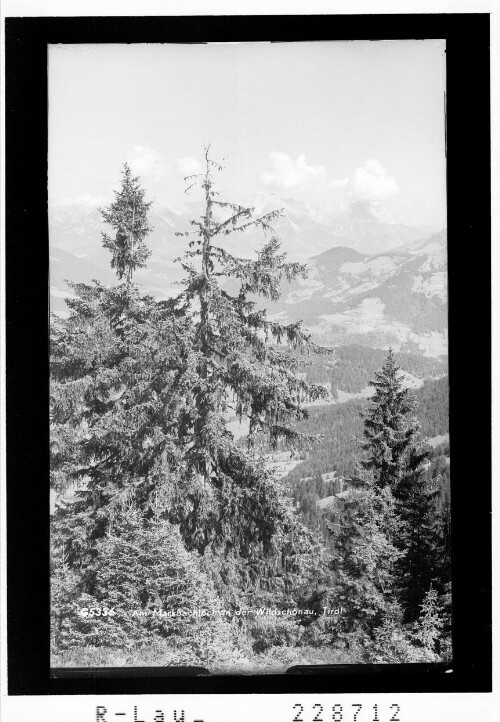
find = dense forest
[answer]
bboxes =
[301,343,447,392]
[50,154,452,672]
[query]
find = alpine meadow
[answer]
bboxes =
[49,41,450,673]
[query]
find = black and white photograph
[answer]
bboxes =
[47,39,453,674]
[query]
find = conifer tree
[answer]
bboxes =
[100,163,152,282]
[410,586,445,661]
[351,350,442,624]
[170,147,330,601]
[358,349,424,490]
[50,168,194,570]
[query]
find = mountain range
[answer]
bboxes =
[49,197,447,358]
[266,233,447,357]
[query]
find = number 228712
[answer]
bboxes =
[292,703,401,722]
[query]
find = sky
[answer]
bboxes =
[49,40,447,229]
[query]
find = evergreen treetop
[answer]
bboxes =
[100,163,153,282]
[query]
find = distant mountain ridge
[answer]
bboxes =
[49,200,448,357]
[265,232,447,356]
[49,195,429,265]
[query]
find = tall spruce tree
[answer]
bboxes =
[352,350,441,623]
[50,168,195,591]
[170,147,330,602]
[358,349,423,490]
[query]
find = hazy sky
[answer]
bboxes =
[49,40,446,228]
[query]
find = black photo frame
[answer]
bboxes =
[5,12,491,695]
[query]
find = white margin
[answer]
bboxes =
[0,0,497,720]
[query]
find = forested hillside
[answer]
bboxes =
[302,343,446,391]
[262,231,448,355]
[277,375,449,483]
